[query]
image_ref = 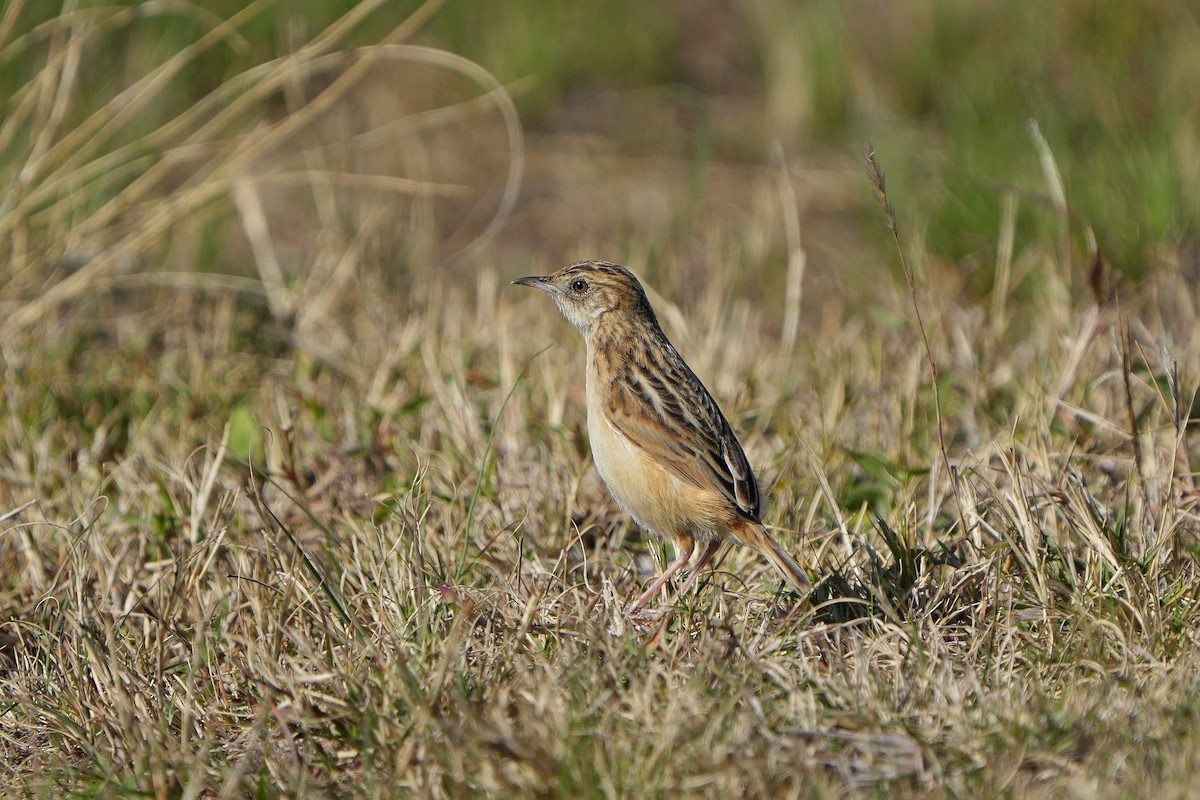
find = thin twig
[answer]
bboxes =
[863,143,960,536]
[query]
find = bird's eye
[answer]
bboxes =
[570,278,588,293]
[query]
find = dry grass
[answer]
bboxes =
[3,3,1200,798]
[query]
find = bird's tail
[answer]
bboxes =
[735,521,812,594]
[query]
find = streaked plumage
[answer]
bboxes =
[514,260,811,615]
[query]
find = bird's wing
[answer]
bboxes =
[604,342,761,521]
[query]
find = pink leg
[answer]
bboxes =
[627,539,694,614]
[675,539,722,598]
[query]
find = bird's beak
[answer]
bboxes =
[511,275,555,293]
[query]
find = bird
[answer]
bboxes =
[513,260,811,617]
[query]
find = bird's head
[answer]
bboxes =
[512,260,657,337]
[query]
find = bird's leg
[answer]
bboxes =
[627,536,693,616]
[675,539,722,598]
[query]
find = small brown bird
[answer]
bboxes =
[514,260,811,616]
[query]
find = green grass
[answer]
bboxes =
[2,2,1199,797]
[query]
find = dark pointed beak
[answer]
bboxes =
[511,275,554,292]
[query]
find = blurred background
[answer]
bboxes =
[3,0,1197,332]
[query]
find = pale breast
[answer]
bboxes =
[587,403,728,543]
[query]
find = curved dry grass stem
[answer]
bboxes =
[771,140,806,357]
[862,143,963,540]
[1029,119,1072,274]
[2,1,521,338]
